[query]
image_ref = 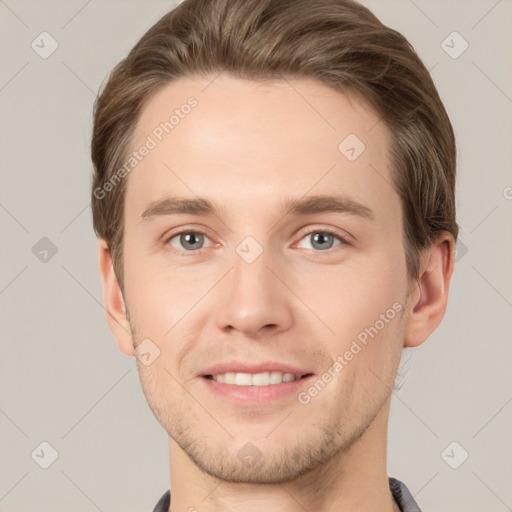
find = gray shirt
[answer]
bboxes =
[152,477,422,511]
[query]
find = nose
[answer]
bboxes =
[214,243,294,337]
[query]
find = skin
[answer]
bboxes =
[98,74,455,512]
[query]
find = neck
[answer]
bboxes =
[167,398,397,512]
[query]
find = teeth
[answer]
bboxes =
[235,372,253,386]
[224,372,236,384]
[252,371,270,386]
[269,371,283,384]
[211,371,299,386]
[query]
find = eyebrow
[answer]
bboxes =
[140,194,375,222]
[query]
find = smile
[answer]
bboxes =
[205,371,308,386]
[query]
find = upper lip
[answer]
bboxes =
[200,361,314,377]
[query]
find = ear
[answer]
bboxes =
[97,239,134,356]
[404,232,456,348]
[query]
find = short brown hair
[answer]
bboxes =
[91,0,457,290]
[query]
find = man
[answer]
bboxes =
[91,0,457,510]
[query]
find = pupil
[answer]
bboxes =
[182,233,202,249]
[313,232,333,250]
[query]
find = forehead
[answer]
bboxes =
[125,74,398,226]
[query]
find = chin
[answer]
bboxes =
[178,427,351,485]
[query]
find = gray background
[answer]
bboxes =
[1,0,511,510]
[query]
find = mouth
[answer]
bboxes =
[199,363,315,404]
[203,371,313,386]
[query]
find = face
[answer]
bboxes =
[120,74,411,483]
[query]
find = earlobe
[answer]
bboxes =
[404,233,455,348]
[97,239,134,357]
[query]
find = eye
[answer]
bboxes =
[296,228,348,251]
[166,231,213,253]
[164,227,350,255]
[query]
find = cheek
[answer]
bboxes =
[320,257,406,338]
[122,252,204,373]
[314,247,407,387]
[122,239,179,329]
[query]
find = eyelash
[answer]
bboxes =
[163,227,351,256]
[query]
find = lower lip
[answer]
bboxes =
[201,375,314,404]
